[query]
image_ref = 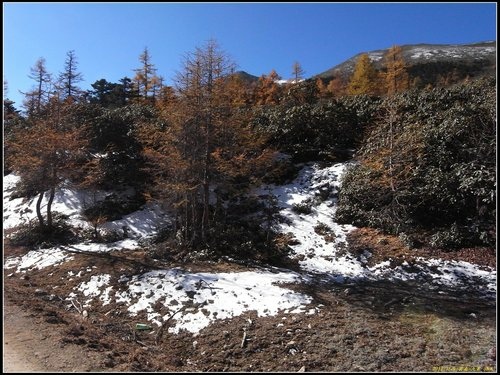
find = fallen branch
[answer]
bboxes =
[240,327,247,348]
[155,305,188,345]
[135,339,148,349]
[195,279,219,294]
[70,299,82,314]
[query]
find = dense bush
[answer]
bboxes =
[253,99,365,162]
[336,78,496,248]
[73,103,156,191]
[145,194,289,265]
[291,201,313,215]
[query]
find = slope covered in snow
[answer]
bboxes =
[3,161,496,334]
[262,162,496,296]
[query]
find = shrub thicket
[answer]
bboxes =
[253,98,369,162]
[336,78,496,248]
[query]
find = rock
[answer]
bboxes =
[103,358,115,368]
[298,365,306,372]
[41,294,56,301]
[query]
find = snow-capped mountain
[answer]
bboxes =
[315,40,496,81]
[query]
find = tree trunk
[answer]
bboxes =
[388,106,396,192]
[47,185,56,230]
[36,191,45,228]
[46,167,57,230]
[202,136,210,242]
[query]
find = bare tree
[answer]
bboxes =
[291,61,305,83]
[58,50,83,100]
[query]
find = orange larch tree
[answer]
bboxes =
[383,45,409,95]
[7,97,87,231]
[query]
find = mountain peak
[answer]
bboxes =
[315,40,496,81]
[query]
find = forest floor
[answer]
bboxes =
[3,230,496,373]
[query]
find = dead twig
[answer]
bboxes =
[195,279,219,294]
[240,327,247,348]
[70,298,82,314]
[135,339,148,349]
[155,305,188,345]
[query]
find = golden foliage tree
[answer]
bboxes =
[7,97,86,230]
[315,78,328,99]
[138,40,274,246]
[347,53,379,95]
[24,57,52,116]
[383,45,409,95]
[133,47,160,101]
[254,69,282,105]
[327,76,347,97]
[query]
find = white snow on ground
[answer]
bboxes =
[410,46,495,60]
[113,269,311,333]
[3,174,170,238]
[3,240,140,273]
[368,51,384,61]
[263,162,496,295]
[261,162,357,278]
[3,163,496,334]
[3,173,314,333]
[72,274,113,307]
[4,174,100,231]
[276,78,305,85]
[4,247,73,272]
[100,203,170,239]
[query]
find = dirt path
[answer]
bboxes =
[3,297,105,373]
[4,299,49,372]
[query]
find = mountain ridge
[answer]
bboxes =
[236,40,496,85]
[314,40,496,82]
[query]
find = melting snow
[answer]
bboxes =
[74,274,113,307]
[112,269,311,333]
[263,162,357,276]
[3,174,170,238]
[3,162,496,334]
[263,162,496,295]
[4,247,73,272]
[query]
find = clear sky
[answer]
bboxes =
[3,2,497,109]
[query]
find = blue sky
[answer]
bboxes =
[3,2,497,109]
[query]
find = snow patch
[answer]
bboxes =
[86,269,312,334]
[4,247,73,272]
[263,162,496,296]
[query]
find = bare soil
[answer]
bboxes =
[3,229,497,372]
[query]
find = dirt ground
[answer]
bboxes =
[3,229,497,372]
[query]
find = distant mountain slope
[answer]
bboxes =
[315,41,496,84]
[232,70,260,84]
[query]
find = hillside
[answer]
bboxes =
[3,39,496,372]
[3,160,496,371]
[315,41,496,83]
[231,41,496,88]
[232,70,260,84]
